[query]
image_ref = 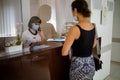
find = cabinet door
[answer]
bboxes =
[0,58,22,80]
[49,47,70,80]
[21,54,50,80]
[0,54,50,80]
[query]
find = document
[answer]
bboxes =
[47,38,65,42]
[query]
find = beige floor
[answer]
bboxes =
[106,61,120,80]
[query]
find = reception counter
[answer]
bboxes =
[0,42,70,80]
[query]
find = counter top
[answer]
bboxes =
[0,41,62,61]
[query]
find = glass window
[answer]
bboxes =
[0,0,23,37]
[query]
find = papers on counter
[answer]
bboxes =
[47,38,65,42]
[23,45,50,52]
[33,45,50,50]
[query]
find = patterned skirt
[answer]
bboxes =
[70,55,95,80]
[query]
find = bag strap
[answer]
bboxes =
[92,23,101,59]
[92,23,98,37]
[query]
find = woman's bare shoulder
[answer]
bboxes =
[67,25,80,39]
[69,25,79,31]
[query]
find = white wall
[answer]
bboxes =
[90,0,114,80]
[94,51,111,80]
[21,0,31,31]
[55,0,74,35]
[112,42,120,62]
[112,0,120,38]
[111,0,120,62]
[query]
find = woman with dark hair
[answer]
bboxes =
[62,0,96,80]
[22,16,45,46]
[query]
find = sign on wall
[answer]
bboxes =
[107,1,114,11]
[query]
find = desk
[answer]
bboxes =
[0,42,70,80]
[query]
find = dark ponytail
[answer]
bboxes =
[71,0,91,17]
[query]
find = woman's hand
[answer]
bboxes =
[38,30,45,41]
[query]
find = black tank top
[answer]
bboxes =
[71,25,95,57]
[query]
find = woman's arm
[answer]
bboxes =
[38,30,45,41]
[62,26,79,56]
[93,35,97,48]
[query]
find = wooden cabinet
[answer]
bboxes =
[0,57,22,80]
[0,42,70,80]
[49,47,70,80]
[0,56,50,80]
[21,55,50,80]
